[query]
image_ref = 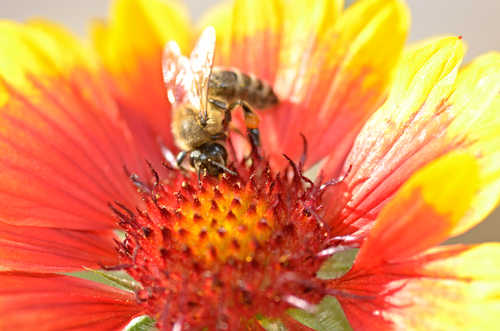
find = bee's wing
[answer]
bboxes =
[189,26,216,120]
[163,40,192,107]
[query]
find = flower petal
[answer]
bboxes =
[328,156,499,330]
[274,0,408,169]
[0,21,144,230]
[334,244,500,331]
[354,153,479,268]
[201,0,285,83]
[0,272,142,331]
[91,0,191,148]
[324,38,500,237]
[446,53,500,235]
[279,313,316,331]
[0,221,119,272]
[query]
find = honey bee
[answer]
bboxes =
[163,26,279,179]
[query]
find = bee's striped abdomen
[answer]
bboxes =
[209,67,278,109]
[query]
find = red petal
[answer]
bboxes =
[0,221,119,272]
[279,313,316,331]
[0,271,143,331]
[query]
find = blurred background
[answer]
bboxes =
[0,0,498,244]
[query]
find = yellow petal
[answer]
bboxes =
[383,37,462,122]
[91,0,191,75]
[402,34,468,62]
[444,53,500,235]
[385,243,500,331]
[449,97,500,236]
[330,0,409,98]
[402,153,478,224]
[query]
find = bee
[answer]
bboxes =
[163,26,279,179]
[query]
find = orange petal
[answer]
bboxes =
[0,21,145,229]
[0,221,119,272]
[323,38,500,237]
[91,0,192,149]
[0,272,142,331]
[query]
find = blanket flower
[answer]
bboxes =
[0,0,499,330]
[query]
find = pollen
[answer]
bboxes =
[111,154,343,330]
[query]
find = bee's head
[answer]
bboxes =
[189,143,235,179]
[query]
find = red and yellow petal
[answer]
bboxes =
[275,0,408,169]
[289,0,409,168]
[324,37,500,237]
[0,20,146,230]
[202,0,408,169]
[329,156,499,330]
[91,0,192,150]
[352,153,478,268]
[0,272,143,331]
[335,244,500,331]
[200,0,284,83]
[0,221,119,272]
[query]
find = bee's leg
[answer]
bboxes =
[211,132,227,141]
[176,150,189,171]
[248,129,260,147]
[226,99,260,146]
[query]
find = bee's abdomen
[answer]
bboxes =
[209,67,278,109]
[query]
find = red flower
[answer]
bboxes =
[0,0,499,330]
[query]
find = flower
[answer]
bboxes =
[0,0,499,330]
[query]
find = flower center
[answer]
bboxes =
[169,172,282,265]
[112,153,341,329]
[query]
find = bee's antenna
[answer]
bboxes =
[209,160,237,176]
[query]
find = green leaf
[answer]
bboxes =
[287,296,353,331]
[256,314,288,331]
[123,316,157,331]
[317,249,359,279]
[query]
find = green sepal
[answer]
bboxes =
[123,316,157,331]
[287,296,353,331]
[317,249,359,279]
[83,266,141,292]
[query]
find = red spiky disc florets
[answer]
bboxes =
[111,151,345,330]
